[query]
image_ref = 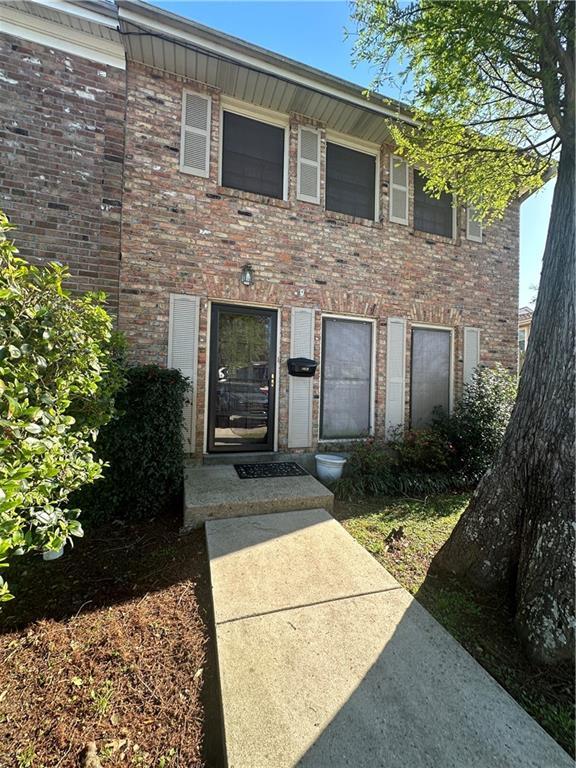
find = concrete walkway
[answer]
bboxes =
[206,508,572,768]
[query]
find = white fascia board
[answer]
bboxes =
[29,0,119,29]
[118,6,417,127]
[0,5,125,69]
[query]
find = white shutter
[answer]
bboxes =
[466,206,483,242]
[389,155,409,224]
[168,293,200,454]
[297,126,321,204]
[180,91,211,177]
[288,307,315,448]
[463,327,480,386]
[385,317,406,439]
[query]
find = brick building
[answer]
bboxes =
[1,0,520,459]
[0,0,126,310]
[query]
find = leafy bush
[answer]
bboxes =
[336,437,473,501]
[336,364,516,500]
[435,364,517,477]
[0,213,123,600]
[392,427,455,472]
[76,366,189,522]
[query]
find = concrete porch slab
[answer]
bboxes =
[206,509,572,768]
[183,464,333,529]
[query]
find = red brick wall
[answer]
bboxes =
[0,34,125,311]
[120,63,519,455]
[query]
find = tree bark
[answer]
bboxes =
[433,143,575,665]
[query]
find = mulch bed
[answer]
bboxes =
[0,511,221,768]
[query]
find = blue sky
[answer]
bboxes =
[153,0,552,308]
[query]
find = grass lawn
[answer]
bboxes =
[335,493,575,757]
[0,511,222,768]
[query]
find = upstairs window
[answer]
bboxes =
[326,142,376,220]
[414,170,454,238]
[221,111,285,199]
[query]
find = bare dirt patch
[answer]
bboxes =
[0,512,221,768]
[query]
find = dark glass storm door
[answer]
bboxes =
[208,304,277,453]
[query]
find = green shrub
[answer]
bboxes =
[391,427,455,472]
[76,365,189,522]
[336,364,516,501]
[0,213,123,600]
[336,437,472,500]
[435,364,517,477]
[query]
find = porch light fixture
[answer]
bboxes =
[240,263,254,286]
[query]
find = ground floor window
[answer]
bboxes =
[410,327,451,429]
[320,317,373,439]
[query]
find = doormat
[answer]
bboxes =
[234,462,309,479]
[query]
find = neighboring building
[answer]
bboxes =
[518,306,533,355]
[1,0,521,459]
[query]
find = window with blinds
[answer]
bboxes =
[414,170,454,238]
[325,143,376,220]
[320,317,373,439]
[221,111,285,199]
[410,328,451,429]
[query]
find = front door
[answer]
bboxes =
[208,304,277,453]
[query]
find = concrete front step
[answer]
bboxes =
[183,463,333,529]
[206,508,572,768]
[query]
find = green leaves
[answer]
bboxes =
[74,366,188,524]
[351,0,570,219]
[336,363,516,500]
[0,210,125,601]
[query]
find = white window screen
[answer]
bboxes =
[321,318,372,439]
[410,328,451,429]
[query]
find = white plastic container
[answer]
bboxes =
[315,453,346,483]
[42,546,64,561]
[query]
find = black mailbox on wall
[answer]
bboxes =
[287,357,317,377]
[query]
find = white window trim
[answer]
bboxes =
[410,323,455,414]
[318,313,377,442]
[180,90,212,178]
[518,327,527,352]
[296,125,321,205]
[218,97,289,201]
[389,154,409,225]
[325,130,381,222]
[466,206,483,242]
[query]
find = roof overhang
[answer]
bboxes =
[117,0,416,145]
[1,0,125,68]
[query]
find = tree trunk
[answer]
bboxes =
[433,143,575,665]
